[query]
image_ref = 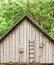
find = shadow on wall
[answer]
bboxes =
[0,63,54,65]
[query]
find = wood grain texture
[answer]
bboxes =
[35,29,40,63]
[15,25,20,62]
[42,35,46,63]
[0,19,54,63]
[39,32,43,63]
[23,20,27,62]
[26,20,29,62]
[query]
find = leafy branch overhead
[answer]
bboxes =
[0,0,54,38]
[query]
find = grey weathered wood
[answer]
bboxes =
[52,42,54,63]
[39,32,43,63]
[23,20,27,62]
[35,29,40,63]
[0,19,54,64]
[26,20,30,62]
[42,35,46,63]
[15,25,20,62]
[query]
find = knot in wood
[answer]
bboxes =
[19,48,24,53]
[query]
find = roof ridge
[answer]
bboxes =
[0,14,54,43]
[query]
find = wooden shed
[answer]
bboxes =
[0,15,54,65]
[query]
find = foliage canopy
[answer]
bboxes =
[0,0,54,38]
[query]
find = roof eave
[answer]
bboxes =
[0,14,54,43]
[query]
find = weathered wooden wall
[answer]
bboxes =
[0,19,54,63]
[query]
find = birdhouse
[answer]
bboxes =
[0,15,54,64]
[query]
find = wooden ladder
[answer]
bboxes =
[29,40,35,63]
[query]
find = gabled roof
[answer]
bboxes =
[0,14,54,43]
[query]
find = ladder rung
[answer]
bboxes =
[29,49,34,50]
[29,57,34,59]
[29,42,34,43]
[29,53,34,54]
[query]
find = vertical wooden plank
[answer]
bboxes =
[9,33,12,62]
[45,38,49,63]
[23,20,27,62]
[15,25,20,62]
[31,24,36,41]
[26,20,30,62]
[39,32,43,63]
[29,21,32,44]
[19,21,24,62]
[51,41,53,63]
[3,38,7,62]
[35,29,40,63]
[52,42,54,63]
[48,41,52,63]
[1,42,4,62]
[34,30,36,63]
[6,35,10,62]
[0,43,1,62]
[42,35,46,63]
[14,29,16,62]
[11,30,16,62]
[34,32,36,63]
[29,22,32,62]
